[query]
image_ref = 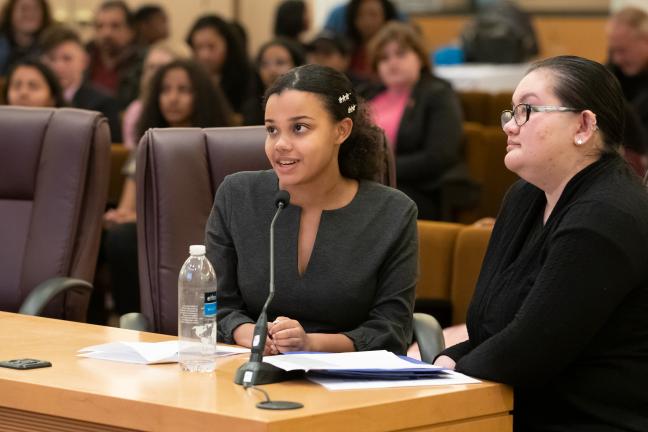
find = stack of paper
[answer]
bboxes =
[77,341,249,365]
[263,350,480,390]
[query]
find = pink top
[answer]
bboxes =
[369,89,410,152]
[122,99,143,149]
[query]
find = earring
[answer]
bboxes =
[575,137,584,145]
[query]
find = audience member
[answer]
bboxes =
[39,25,122,141]
[186,14,253,118]
[121,42,187,149]
[242,37,305,125]
[0,0,52,75]
[208,64,417,355]
[133,4,169,47]
[607,6,648,175]
[3,57,63,107]
[346,0,398,81]
[435,55,648,431]
[87,0,144,110]
[273,0,309,45]
[101,59,231,319]
[367,22,465,220]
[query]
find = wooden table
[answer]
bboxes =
[0,312,512,431]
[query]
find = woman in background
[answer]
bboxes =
[242,37,305,125]
[186,14,253,119]
[3,57,63,107]
[367,22,464,220]
[435,56,648,431]
[0,0,52,75]
[102,59,231,319]
[273,0,309,46]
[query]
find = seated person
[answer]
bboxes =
[39,25,122,142]
[206,64,417,355]
[434,56,648,431]
[3,58,64,107]
[367,22,466,220]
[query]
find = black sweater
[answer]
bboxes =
[441,155,648,431]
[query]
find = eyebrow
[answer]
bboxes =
[513,92,539,105]
[265,115,315,123]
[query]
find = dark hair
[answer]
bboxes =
[273,0,306,39]
[368,22,431,75]
[97,1,134,28]
[256,37,306,70]
[186,14,253,112]
[527,56,625,154]
[346,0,398,44]
[264,64,384,181]
[137,59,232,139]
[0,0,52,43]
[133,4,164,24]
[39,24,83,53]
[3,58,65,107]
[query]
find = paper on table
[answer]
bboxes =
[263,350,443,372]
[78,341,249,365]
[308,370,481,391]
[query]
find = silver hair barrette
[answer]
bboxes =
[338,93,350,103]
[348,104,356,114]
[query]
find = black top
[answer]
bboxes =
[205,170,418,354]
[441,155,648,431]
[72,82,122,142]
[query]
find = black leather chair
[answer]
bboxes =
[0,107,111,321]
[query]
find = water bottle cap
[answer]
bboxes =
[189,245,206,256]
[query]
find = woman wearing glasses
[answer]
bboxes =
[434,56,648,431]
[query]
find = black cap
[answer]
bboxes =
[306,30,351,56]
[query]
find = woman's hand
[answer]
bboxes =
[268,316,311,353]
[103,207,136,227]
[433,355,456,370]
[233,323,278,356]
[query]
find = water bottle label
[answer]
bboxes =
[204,291,217,317]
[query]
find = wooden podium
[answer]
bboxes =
[0,312,512,431]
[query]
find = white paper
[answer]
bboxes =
[263,350,443,372]
[308,370,481,391]
[78,341,249,364]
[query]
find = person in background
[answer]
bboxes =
[207,64,417,355]
[39,25,121,142]
[2,57,63,107]
[86,0,144,110]
[186,14,253,120]
[367,22,465,220]
[242,37,305,125]
[346,0,398,82]
[434,55,648,431]
[273,0,309,46]
[305,29,365,88]
[133,4,169,47]
[121,42,187,149]
[101,59,232,320]
[607,6,648,176]
[0,0,52,75]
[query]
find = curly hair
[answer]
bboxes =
[264,64,385,181]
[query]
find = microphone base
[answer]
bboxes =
[234,361,301,386]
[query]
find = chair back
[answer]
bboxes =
[0,107,110,320]
[137,126,396,334]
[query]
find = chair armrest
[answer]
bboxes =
[19,277,93,316]
[412,312,445,364]
[119,312,152,332]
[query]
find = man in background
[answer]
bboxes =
[87,0,144,110]
[40,25,122,142]
[133,4,169,47]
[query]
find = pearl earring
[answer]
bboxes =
[576,137,584,145]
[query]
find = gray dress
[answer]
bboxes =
[205,170,418,354]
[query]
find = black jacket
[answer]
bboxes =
[72,82,122,142]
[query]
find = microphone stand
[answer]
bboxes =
[234,198,300,388]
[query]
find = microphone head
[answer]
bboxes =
[274,190,290,208]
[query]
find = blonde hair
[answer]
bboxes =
[367,22,431,74]
[610,7,648,36]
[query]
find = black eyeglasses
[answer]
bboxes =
[501,104,580,129]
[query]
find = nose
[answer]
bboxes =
[501,116,518,135]
[273,134,291,152]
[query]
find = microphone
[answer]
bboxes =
[234,190,300,391]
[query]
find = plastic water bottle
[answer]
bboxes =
[178,245,217,372]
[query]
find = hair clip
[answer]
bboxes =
[338,93,350,103]
[348,104,356,114]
